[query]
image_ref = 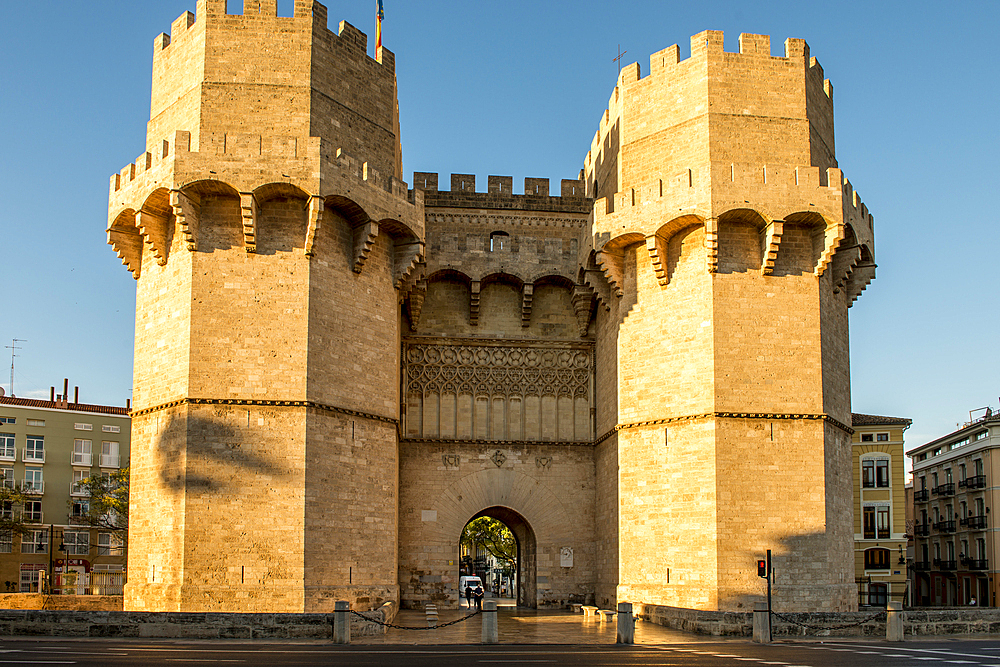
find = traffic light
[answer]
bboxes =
[757,559,768,578]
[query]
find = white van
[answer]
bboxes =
[459,575,483,596]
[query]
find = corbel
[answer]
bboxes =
[107,215,143,280]
[814,220,845,276]
[136,209,169,266]
[521,284,534,327]
[704,217,719,273]
[170,189,200,252]
[583,269,612,312]
[304,196,324,257]
[571,285,595,336]
[760,220,784,275]
[352,221,379,273]
[645,234,669,286]
[594,250,624,297]
[408,279,427,331]
[239,192,258,253]
[394,240,425,288]
[470,281,481,326]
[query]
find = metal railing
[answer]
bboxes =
[914,489,930,502]
[965,515,988,529]
[914,523,930,536]
[912,561,931,571]
[21,449,44,463]
[965,558,989,570]
[100,454,120,468]
[933,559,957,570]
[965,475,987,490]
[933,519,956,532]
[932,482,956,496]
[21,481,44,494]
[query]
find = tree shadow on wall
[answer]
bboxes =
[155,412,287,494]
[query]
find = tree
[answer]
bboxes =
[70,467,129,550]
[460,516,516,568]
[0,485,39,537]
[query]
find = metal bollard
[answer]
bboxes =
[886,601,903,642]
[616,602,634,644]
[752,602,771,643]
[333,600,351,644]
[482,599,498,644]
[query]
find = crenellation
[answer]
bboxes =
[337,20,367,53]
[738,32,770,55]
[488,175,513,195]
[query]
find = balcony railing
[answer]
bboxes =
[914,489,930,502]
[100,454,120,468]
[21,449,44,463]
[0,448,15,461]
[932,482,956,496]
[933,519,956,532]
[933,559,958,570]
[69,483,89,497]
[965,515,988,529]
[914,523,931,536]
[23,511,43,523]
[912,561,931,571]
[966,558,989,570]
[71,453,93,466]
[21,481,44,494]
[965,475,987,490]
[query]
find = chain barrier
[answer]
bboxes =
[347,608,482,630]
[771,610,886,631]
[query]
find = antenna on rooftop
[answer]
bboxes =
[5,339,25,398]
[613,44,628,76]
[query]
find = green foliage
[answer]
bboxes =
[70,467,129,547]
[460,516,516,566]
[0,485,35,536]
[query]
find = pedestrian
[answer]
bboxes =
[465,584,473,608]
[474,584,484,610]
[970,596,977,606]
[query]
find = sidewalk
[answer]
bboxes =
[353,607,726,645]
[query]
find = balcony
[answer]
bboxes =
[69,483,89,497]
[965,515,988,530]
[71,453,93,466]
[966,558,989,570]
[100,454,120,468]
[932,482,956,496]
[914,523,931,536]
[23,510,42,523]
[912,561,931,571]
[0,448,15,462]
[933,519,956,533]
[966,475,987,490]
[933,559,958,570]
[20,481,44,495]
[21,449,44,464]
[914,489,930,502]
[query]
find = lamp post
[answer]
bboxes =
[39,525,65,594]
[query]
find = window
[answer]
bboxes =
[864,547,890,570]
[975,498,985,516]
[863,506,876,539]
[0,467,12,490]
[98,532,123,556]
[960,501,967,519]
[25,419,44,427]
[73,423,92,431]
[977,538,987,560]
[0,531,11,554]
[876,433,889,442]
[933,448,941,456]
[24,435,44,463]
[974,459,984,476]
[21,529,47,554]
[23,467,42,494]
[946,504,954,521]
[875,459,889,488]
[19,564,44,592]
[947,541,956,561]
[945,468,953,484]
[959,463,966,482]
[861,433,874,442]
[71,469,89,496]
[917,453,927,461]
[0,417,14,424]
[0,433,13,459]
[868,583,888,607]
[23,501,42,523]
[953,438,970,448]
[862,460,875,488]
[72,439,92,466]
[877,506,890,538]
[102,425,120,434]
[976,431,988,441]
[934,542,941,560]
[71,499,90,520]
[932,472,938,487]
[100,441,120,468]
[62,531,89,557]
[919,476,927,490]
[489,230,510,251]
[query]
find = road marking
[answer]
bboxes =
[762,662,791,665]
[0,663,75,665]
[477,662,557,664]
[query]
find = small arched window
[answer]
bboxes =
[489,231,510,252]
[864,547,890,570]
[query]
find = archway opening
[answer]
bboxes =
[458,506,536,608]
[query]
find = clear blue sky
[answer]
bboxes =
[1,1,997,461]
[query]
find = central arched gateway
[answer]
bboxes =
[397,463,596,610]
[461,506,537,608]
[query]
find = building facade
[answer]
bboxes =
[851,413,911,607]
[0,387,130,593]
[909,408,998,607]
[107,0,878,613]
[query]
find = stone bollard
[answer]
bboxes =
[482,599,498,644]
[886,601,903,642]
[333,600,351,644]
[616,602,634,644]
[752,603,771,644]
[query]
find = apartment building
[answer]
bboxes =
[909,407,998,607]
[852,413,912,607]
[0,383,130,593]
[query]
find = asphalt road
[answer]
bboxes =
[0,638,998,666]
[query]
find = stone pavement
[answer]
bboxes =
[353,607,726,645]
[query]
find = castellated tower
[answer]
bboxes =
[583,32,875,611]
[107,0,423,612]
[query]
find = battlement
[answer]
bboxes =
[410,173,591,213]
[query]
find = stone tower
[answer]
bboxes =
[107,0,423,612]
[583,32,874,611]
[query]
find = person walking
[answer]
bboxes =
[474,584,484,610]
[465,584,473,609]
